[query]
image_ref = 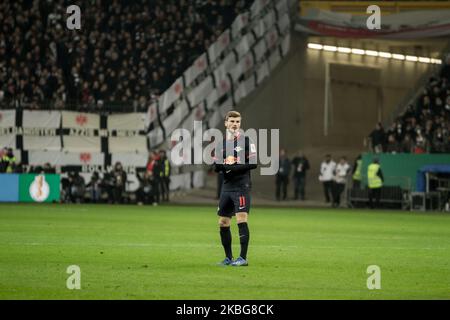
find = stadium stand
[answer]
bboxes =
[0,0,253,112]
[368,54,450,154]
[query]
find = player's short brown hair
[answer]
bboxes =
[225,110,241,121]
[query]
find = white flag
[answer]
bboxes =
[235,33,255,59]
[277,13,291,35]
[232,12,250,39]
[159,77,184,113]
[253,39,267,62]
[23,110,61,128]
[0,110,15,128]
[109,136,147,153]
[184,53,208,87]
[62,111,99,129]
[188,76,214,106]
[108,113,146,131]
[208,29,231,64]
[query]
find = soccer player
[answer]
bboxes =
[214,110,257,267]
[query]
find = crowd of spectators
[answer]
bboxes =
[369,55,450,154]
[61,149,170,205]
[0,0,253,112]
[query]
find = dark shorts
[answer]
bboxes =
[217,190,251,217]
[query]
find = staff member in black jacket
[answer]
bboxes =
[276,148,291,201]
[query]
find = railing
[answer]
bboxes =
[347,175,412,209]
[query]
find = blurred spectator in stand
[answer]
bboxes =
[86,172,101,203]
[42,162,56,174]
[385,134,401,154]
[61,175,71,203]
[100,172,115,203]
[111,162,127,204]
[69,172,85,203]
[136,171,157,205]
[368,122,385,153]
[400,134,414,153]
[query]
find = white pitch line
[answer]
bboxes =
[3,242,449,251]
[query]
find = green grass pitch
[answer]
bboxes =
[1,204,449,299]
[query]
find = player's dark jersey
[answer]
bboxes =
[214,133,257,192]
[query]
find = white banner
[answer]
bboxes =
[23,136,61,151]
[216,77,232,98]
[109,136,147,153]
[219,98,233,118]
[0,110,15,128]
[28,151,104,166]
[180,112,196,135]
[193,102,207,122]
[112,152,148,168]
[63,136,101,152]
[62,111,100,129]
[253,39,267,62]
[188,76,214,107]
[251,0,270,19]
[159,77,184,113]
[281,32,291,56]
[232,12,250,39]
[268,48,282,71]
[235,33,255,59]
[277,13,290,35]
[23,110,61,128]
[256,61,270,84]
[208,109,222,129]
[0,134,16,148]
[265,28,279,50]
[145,103,158,129]
[213,52,237,83]
[208,29,231,64]
[234,76,256,104]
[162,100,189,137]
[253,19,266,39]
[169,173,191,191]
[263,9,277,30]
[184,53,208,87]
[192,170,205,189]
[108,113,146,131]
[148,127,164,147]
[276,0,288,17]
[206,89,219,110]
[230,53,254,82]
